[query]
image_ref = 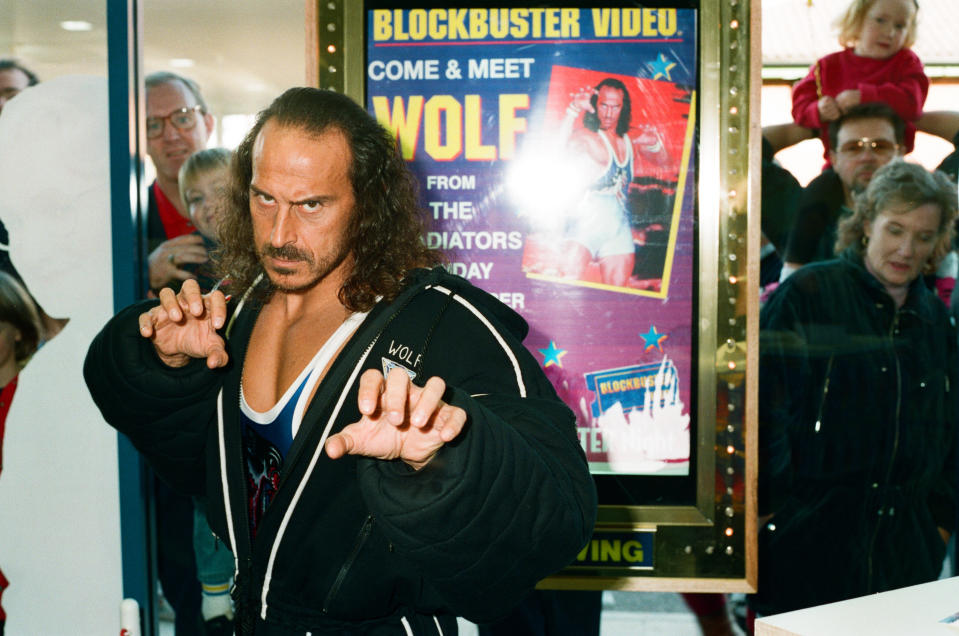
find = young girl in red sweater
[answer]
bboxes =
[792,0,926,160]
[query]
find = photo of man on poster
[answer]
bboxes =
[555,77,669,287]
[516,67,690,295]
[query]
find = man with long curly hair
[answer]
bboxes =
[86,87,596,634]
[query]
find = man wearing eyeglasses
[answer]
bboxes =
[782,102,905,278]
[145,71,215,295]
[144,71,220,636]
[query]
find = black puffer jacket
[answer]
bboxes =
[755,248,957,616]
[85,267,597,634]
[783,168,848,266]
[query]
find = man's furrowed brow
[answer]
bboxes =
[249,183,335,205]
[291,194,336,206]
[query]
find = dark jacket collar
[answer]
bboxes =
[838,247,935,322]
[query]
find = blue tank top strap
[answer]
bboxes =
[239,374,312,459]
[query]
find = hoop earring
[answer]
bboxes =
[861,235,868,247]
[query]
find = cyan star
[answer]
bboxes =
[650,53,676,81]
[538,341,568,368]
[640,326,668,352]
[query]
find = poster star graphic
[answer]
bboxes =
[650,53,676,81]
[641,326,669,352]
[538,341,568,368]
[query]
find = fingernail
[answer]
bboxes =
[389,411,403,425]
[359,399,374,413]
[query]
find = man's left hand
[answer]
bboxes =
[325,368,467,470]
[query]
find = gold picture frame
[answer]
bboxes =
[309,0,759,592]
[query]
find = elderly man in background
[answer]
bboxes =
[145,71,215,294]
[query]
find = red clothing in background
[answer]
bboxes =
[152,182,195,239]
[792,48,928,158]
[0,377,19,476]
[0,376,19,627]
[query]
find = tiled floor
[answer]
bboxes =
[457,606,702,636]
[601,610,701,635]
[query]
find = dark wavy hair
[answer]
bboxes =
[583,78,631,136]
[0,271,40,363]
[0,59,39,86]
[216,87,441,311]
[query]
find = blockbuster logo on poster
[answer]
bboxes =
[584,359,680,418]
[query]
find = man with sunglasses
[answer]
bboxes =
[145,71,216,295]
[782,102,905,278]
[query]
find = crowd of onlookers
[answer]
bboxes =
[753,0,959,633]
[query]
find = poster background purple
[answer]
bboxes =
[366,8,697,475]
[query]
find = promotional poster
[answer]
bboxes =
[367,7,698,475]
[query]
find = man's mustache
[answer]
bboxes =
[260,244,314,265]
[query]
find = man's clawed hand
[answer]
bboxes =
[138,279,228,369]
[325,368,467,470]
[568,86,597,116]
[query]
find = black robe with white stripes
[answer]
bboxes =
[85,267,596,635]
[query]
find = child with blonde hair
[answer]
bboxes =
[178,148,237,633]
[792,0,926,160]
[177,147,231,293]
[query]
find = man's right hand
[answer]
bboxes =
[148,233,209,291]
[138,279,228,369]
[567,86,596,116]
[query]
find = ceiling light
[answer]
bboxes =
[60,21,93,32]
[169,58,195,68]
